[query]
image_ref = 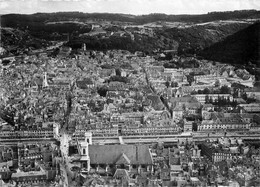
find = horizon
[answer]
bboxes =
[0,0,259,15]
[1,9,259,16]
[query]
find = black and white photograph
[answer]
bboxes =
[0,0,260,186]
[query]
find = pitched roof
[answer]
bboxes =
[147,95,165,111]
[169,156,181,165]
[115,153,131,165]
[170,96,198,104]
[245,87,260,93]
[77,78,94,89]
[172,105,183,111]
[113,169,130,180]
[170,165,182,171]
[170,96,201,109]
[89,144,153,165]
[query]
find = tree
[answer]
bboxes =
[0,106,16,126]
[163,62,175,68]
[115,68,121,76]
[165,53,173,60]
[205,95,210,104]
[191,90,197,95]
[107,75,128,83]
[217,96,223,106]
[106,98,113,104]
[192,123,198,131]
[220,85,231,94]
[186,75,194,85]
[231,100,238,107]
[242,93,248,101]
[203,88,211,94]
[165,81,170,88]
[97,86,108,97]
[171,82,178,87]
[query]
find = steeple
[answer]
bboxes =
[78,132,92,173]
[82,43,86,51]
[43,72,49,88]
[67,33,70,42]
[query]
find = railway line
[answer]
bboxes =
[1,131,260,145]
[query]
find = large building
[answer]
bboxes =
[88,144,154,176]
[198,113,251,131]
[193,94,233,104]
[200,141,242,163]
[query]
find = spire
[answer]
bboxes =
[43,72,49,88]
[83,43,86,51]
[67,33,70,42]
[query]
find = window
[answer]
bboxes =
[120,164,125,169]
[82,162,87,168]
[90,164,96,168]
[83,148,86,155]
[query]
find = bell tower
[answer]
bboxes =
[79,132,92,172]
[82,43,86,51]
[43,72,49,88]
[85,132,92,145]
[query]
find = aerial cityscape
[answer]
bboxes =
[0,0,260,186]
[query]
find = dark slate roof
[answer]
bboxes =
[113,169,130,180]
[170,96,201,109]
[170,96,198,104]
[34,77,43,86]
[77,78,94,89]
[169,156,181,165]
[83,78,94,85]
[89,144,153,165]
[147,95,165,111]
[115,153,131,165]
[245,87,260,92]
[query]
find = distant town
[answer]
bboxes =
[0,9,260,187]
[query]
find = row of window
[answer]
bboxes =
[0,131,54,138]
[198,125,249,130]
[0,130,53,135]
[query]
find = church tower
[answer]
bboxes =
[85,132,92,144]
[79,132,92,173]
[82,43,86,51]
[43,72,49,88]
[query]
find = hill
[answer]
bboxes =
[1,10,260,25]
[1,14,92,40]
[157,21,252,54]
[65,21,252,54]
[1,10,260,57]
[0,27,50,56]
[200,22,260,65]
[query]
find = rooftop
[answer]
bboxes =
[89,144,153,165]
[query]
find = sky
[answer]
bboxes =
[0,0,259,15]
